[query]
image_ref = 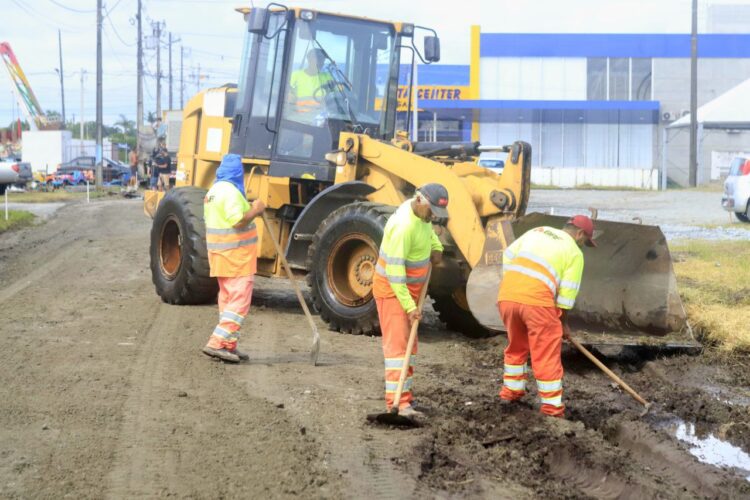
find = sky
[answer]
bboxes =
[2,0,749,126]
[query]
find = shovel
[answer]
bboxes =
[261,212,321,366]
[367,266,432,428]
[564,331,652,416]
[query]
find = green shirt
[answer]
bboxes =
[375,200,444,313]
[290,69,333,99]
[204,181,249,229]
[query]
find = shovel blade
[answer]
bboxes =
[366,411,421,428]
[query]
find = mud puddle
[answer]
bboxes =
[660,419,750,481]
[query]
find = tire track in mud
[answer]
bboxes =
[105,302,177,498]
[237,284,419,499]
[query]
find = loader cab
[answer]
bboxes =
[230,8,402,182]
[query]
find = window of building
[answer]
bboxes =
[609,58,629,100]
[631,58,652,101]
[586,58,607,100]
[586,57,652,101]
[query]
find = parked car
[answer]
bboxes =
[722,157,750,223]
[478,158,505,175]
[58,156,129,183]
[0,157,32,194]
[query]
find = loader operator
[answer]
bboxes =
[497,215,596,418]
[201,153,266,363]
[288,48,333,122]
[373,184,449,418]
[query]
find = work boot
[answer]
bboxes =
[398,405,425,418]
[232,348,250,361]
[201,346,240,363]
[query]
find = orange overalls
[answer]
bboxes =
[373,201,442,410]
[203,181,258,353]
[497,227,584,417]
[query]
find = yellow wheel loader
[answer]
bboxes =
[144,5,697,348]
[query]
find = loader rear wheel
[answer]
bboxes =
[306,202,395,335]
[432,287,493,338]
[150,187,218,304]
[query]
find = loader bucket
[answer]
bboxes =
[466,213,699,348]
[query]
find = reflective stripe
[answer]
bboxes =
[376,264,426,284]
[540,395,563,406]
[385,379,413,393]
[559,280,580,292]
[537,379,563,392]
[221,310,245,326]
[384,356,416,369]
[556,296,576,308]
[378,251,405,266]
[504,378,527,391]
[375,264,407,283]
[517,251,560,284]
[504,248,516,261]
[212,326,236,340]
[206,224,256,235]
[206,236,258,251]
[378,252,429,268]
[503,363,527,376]
[504,264,557,295]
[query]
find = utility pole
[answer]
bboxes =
[57,29,66,126]
[688,0,698,187]
[152,21,164,118]
[95,0,103,188]
[136,0,143,161]
[80,69,86,155]
[180,45,184,109]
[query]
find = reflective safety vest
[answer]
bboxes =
[373,200,444,313]
[204,181,258,277]
[289,69,333,115]
[498,226,584,310]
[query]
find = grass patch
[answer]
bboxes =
[0,210,36,233]
[6,189,116,203]
[671,239,750,352]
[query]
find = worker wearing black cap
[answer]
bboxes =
[372,183,449,418]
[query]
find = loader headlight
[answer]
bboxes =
[325,150,347,167]
[401,24,414,37]
[300,10,315,21]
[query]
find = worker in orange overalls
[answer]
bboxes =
[497,215,596,417]
[373,184,449,418]
[201,153,265,363]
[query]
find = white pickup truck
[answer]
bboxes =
[0,157,32,194]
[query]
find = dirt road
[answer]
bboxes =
[1,198,749,498]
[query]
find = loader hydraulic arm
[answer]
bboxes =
[351,135,531,267]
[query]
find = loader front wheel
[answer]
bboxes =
[150,187,218,304]
[432,287,493,338]
[306,202,395,335]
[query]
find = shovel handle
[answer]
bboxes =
[391,266,432,413]
[565,333,649,407]
[261,212,320,362]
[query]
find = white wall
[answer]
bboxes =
[531,167,659,190]
[21,130,72,173]
[480,57,587,100]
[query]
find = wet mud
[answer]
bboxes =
[405,338,750,498]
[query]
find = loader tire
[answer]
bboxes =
[150,187,218,304]
[306,202,395,335]
[432,288,494,338]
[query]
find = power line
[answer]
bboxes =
[48,0,96,14]
[11,0,87,33]
[103,5,136,47]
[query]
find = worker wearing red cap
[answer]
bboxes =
[373,183,448,418]
[496,215,596,417]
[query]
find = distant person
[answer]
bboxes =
[128,148,138,189]
[151,140,169,191]
[201,154,265,363]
